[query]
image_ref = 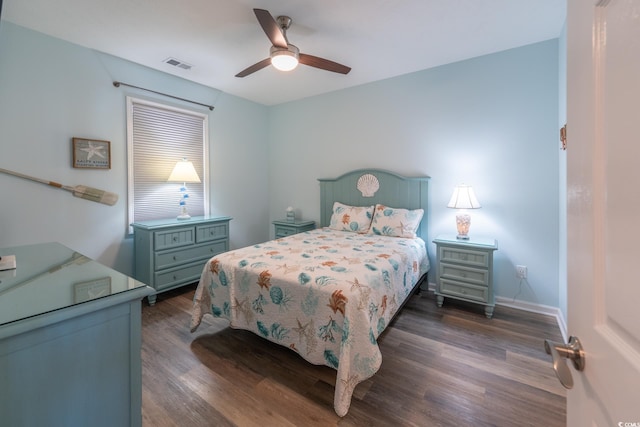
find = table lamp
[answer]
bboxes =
[447,184,481,239]
[167,158,201,220]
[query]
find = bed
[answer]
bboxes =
[190,169,430,416]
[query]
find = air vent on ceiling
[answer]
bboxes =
[163,57,192,70]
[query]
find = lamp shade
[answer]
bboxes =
[447,184,481,209]
[167,159,201,183]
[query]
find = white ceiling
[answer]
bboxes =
[2,0,566,106]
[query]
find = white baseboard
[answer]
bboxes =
[425,282,568,342]
[495,296,568,342]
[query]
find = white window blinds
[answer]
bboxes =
[127,97,208,230]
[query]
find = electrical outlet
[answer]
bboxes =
[516,265,527,279]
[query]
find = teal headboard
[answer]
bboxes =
[318,169,430,242]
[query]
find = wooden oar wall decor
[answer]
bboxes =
[0,167,118,206]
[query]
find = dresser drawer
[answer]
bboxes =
[439,246,490,268]
[196,222,229,243]
[154,261,205,291]
[440,262,489,287]
[133,216,232,305]
[154,227,195,250]
[155,241,227,270]
[440,279,489,303]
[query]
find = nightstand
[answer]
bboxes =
[272,219,315,238]
[132,216,231,305]
[433,235,498,318]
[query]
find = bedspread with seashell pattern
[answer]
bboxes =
[191,228,429,417]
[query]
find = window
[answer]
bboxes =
[126,96,209,232]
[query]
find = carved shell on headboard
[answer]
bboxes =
[357,173,380,197]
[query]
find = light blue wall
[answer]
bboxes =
[269,40,560,307]
[0,21,562,309]
[0,22,270,275]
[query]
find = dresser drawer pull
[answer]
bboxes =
[461,289,467,294]
[173,256,177,261]
[173,275,178,280]
[173,237,178,242]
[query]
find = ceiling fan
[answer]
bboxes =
[235,8,352,78]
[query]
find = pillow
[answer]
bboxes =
[369,204,424,238]
[329,202,374,233]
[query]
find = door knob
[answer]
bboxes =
[544,336,585,389]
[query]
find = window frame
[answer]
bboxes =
[126,96,209,233]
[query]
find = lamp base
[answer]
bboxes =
[455,212,471,240]
[176,205,191,220]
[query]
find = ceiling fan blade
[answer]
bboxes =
[253,9,287,49]
[299,54,351,75]
[235,58,272,78]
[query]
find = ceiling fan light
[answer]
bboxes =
[270,46,299,71]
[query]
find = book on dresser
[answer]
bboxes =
[132,216,231,305]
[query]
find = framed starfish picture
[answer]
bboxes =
[72,137,111,169]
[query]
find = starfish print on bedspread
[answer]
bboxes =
[292,318,317,354]
[339,374,361,405]
[275,263,300,274]
[347,277,372,310]
[232,297,253,325]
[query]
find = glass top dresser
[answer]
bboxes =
[0,242,153,427]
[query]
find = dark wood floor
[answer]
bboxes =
[141,285,566,426]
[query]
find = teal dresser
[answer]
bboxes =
[272,219,316,238]
[0,242,153,427]
[433,235,498,318]
[132,216,231,305]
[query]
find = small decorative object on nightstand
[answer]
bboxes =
[286,206,295,223]
[433,234,498,318]
[273,219,315,238]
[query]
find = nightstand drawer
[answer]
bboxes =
[154,261,205,291]
[440,279,489,303]
[273,220,315,239]
[154,227,194,250]
[196,222,229,243]
[433,235,497,318]
[440,263,489,287]
[439,246,489,268]
[155,241,227,270]
[275,226,296,238]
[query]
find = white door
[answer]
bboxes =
[566,0,640,425]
